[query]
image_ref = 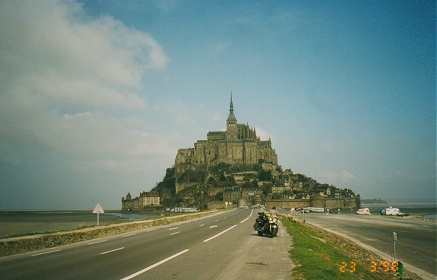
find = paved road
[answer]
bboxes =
[0,209,293,280]
[280,209,436,280]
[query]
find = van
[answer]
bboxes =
[355,208,371,215]
[381,207,408,216]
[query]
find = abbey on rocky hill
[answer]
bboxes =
[122,95,360,212]
[174,95,278,174]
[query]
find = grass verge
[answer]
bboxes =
[281,217,408,280]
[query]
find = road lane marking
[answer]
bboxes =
[32,249,61,257]
[170,231,180,235]
[240,210,253,223]
[88,240,107,245]
[199,224,205,226]
[210,225,218,228]
[123,233,135,237]
[120,249,190,280]
[100,247,125,255]
[203,225,237,243]
[169,227,179,231]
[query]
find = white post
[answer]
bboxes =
[393,232,397,261]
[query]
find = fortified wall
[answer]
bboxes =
[265,195,361,211]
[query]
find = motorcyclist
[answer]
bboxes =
[254,212,268,230]
[270,206,279,216]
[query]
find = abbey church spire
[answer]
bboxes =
[226,93,238,140]
[227,93,237,122]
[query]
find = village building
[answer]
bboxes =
[121,191,161,212]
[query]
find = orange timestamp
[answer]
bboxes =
[339,260,402,273]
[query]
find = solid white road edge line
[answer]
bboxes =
[203,225,237,243]
[100,247,125,255]
[31,249,61,257]
[120,249,190,280]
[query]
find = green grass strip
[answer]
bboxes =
[282,217,399,280]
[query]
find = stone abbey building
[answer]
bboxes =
[174,96,278,173]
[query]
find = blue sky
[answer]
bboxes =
[0,0,435,209]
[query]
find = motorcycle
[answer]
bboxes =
[253,212,279,238]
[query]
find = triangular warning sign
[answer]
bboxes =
[93,203,104,214]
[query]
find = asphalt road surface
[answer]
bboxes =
[0,209,293,280]
[280,209,436,280]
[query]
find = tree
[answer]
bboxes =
[259,170,273,181]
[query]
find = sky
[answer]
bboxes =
[0,0,435,210]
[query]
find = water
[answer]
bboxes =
[361,202,436,219]
[425,214,437,219]
[0,210,166,239]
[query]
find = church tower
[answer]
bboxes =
[226,94,238,140]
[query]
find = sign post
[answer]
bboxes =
[393,232,397,261]
[93,203,104,226]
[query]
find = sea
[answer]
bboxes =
[0,203,435,239]
[0,210,166,239]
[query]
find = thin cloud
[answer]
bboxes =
[215,42,230,54]
[255,127,273,141]
[319,170,355,184]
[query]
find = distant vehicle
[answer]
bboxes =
[172,207,199,213]
[355,208,371,215]
[310,207,325,213]
[299,208,310,213]
[380,207,409,216]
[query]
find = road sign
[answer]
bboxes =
[93,203,104,226]
[93,203,104,214]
